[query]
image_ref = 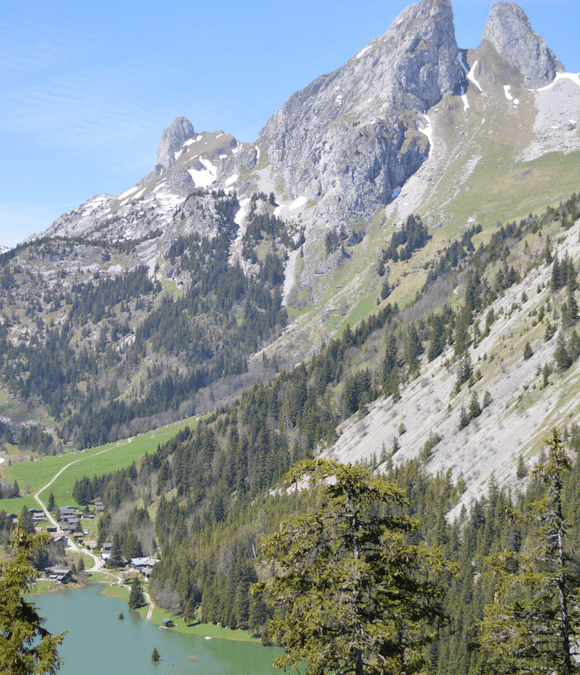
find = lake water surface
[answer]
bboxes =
[35,585,283,675]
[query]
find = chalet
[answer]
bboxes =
[43,566,73,583]
[94,500,105,513]
[60,518,79,533]
[31,511,46,524]
[59,506,76,520]
[130,557,160,578]
[101,542,113,560]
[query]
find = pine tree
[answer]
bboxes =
[47,491,55,512]
[479,429,580,675]
[253,459,453,675]
[107,531,123,568]
[469,392,482,420]
[19,506,35,535]
[459,405,470,430]
[555,332,573,371]
[151,647,160,663]
[0,524,67,673]
[128,576,146,610]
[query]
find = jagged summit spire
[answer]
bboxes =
[481,1,564,88]
[257,0,463,223]
[156,116,195,169]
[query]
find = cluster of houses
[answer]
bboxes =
[58,505,81,534]
[99,541,160,578]
[18,503,160,583]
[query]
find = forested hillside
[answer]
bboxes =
[57,191,580,672]
[0,192,296,448]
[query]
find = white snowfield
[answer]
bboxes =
[420,115,433,146]
[355,44,372,60]
[188,158,217,188]
[467,61,483,92]
[290,196,307,211]
[533,71,580,92]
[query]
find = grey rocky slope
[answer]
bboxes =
[257,0,464,227]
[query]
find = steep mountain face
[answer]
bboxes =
[2,0,580,509]
[257,0,464,226]
[481,1,564,88]
[156,116,196,169]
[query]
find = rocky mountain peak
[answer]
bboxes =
[481,1,564,88]
[257,0,464,227]
[156,116,195,169]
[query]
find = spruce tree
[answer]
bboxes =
[479,429,580,675]
[0,524,67,673]
[19,506,35,535]
[253,459,453,675]
[128,576,146,610]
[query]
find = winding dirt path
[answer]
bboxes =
[33,441,155,615]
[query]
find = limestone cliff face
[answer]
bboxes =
[257,0,464,225]
[156,117,196,169]
[481,1,564,88]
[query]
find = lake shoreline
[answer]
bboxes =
[34,585,282,675]
[29,575,263,644]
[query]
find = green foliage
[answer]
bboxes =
[380,214,429,264]
[0,524,67,674]
[254,460,453,675]
[151,647,160,663]
[479,430,580,675]
[128,576,146,610]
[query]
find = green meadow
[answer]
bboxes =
[0,417,196,512]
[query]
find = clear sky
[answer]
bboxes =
[1,0,578,249]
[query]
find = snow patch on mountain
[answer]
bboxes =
[533,71,580,92]
[467,61,483,92]
[290,196,307,211]
[188,159,217,188]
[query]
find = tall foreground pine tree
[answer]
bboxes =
[479,429,580,675]
[0,523,67,674]
[254,459,453,675]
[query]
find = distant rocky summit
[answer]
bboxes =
[482,1,564,88]
[156,116,195,169]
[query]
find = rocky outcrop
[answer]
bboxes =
[258,0,464,225]
[156,117,195,169]
[481,1,564,89]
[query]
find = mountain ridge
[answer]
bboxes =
[2,0,580,512]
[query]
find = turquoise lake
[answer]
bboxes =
[35,585,283,675]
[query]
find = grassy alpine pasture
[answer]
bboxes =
[0,416,197,512]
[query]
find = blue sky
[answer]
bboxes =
[1,0,578,249]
